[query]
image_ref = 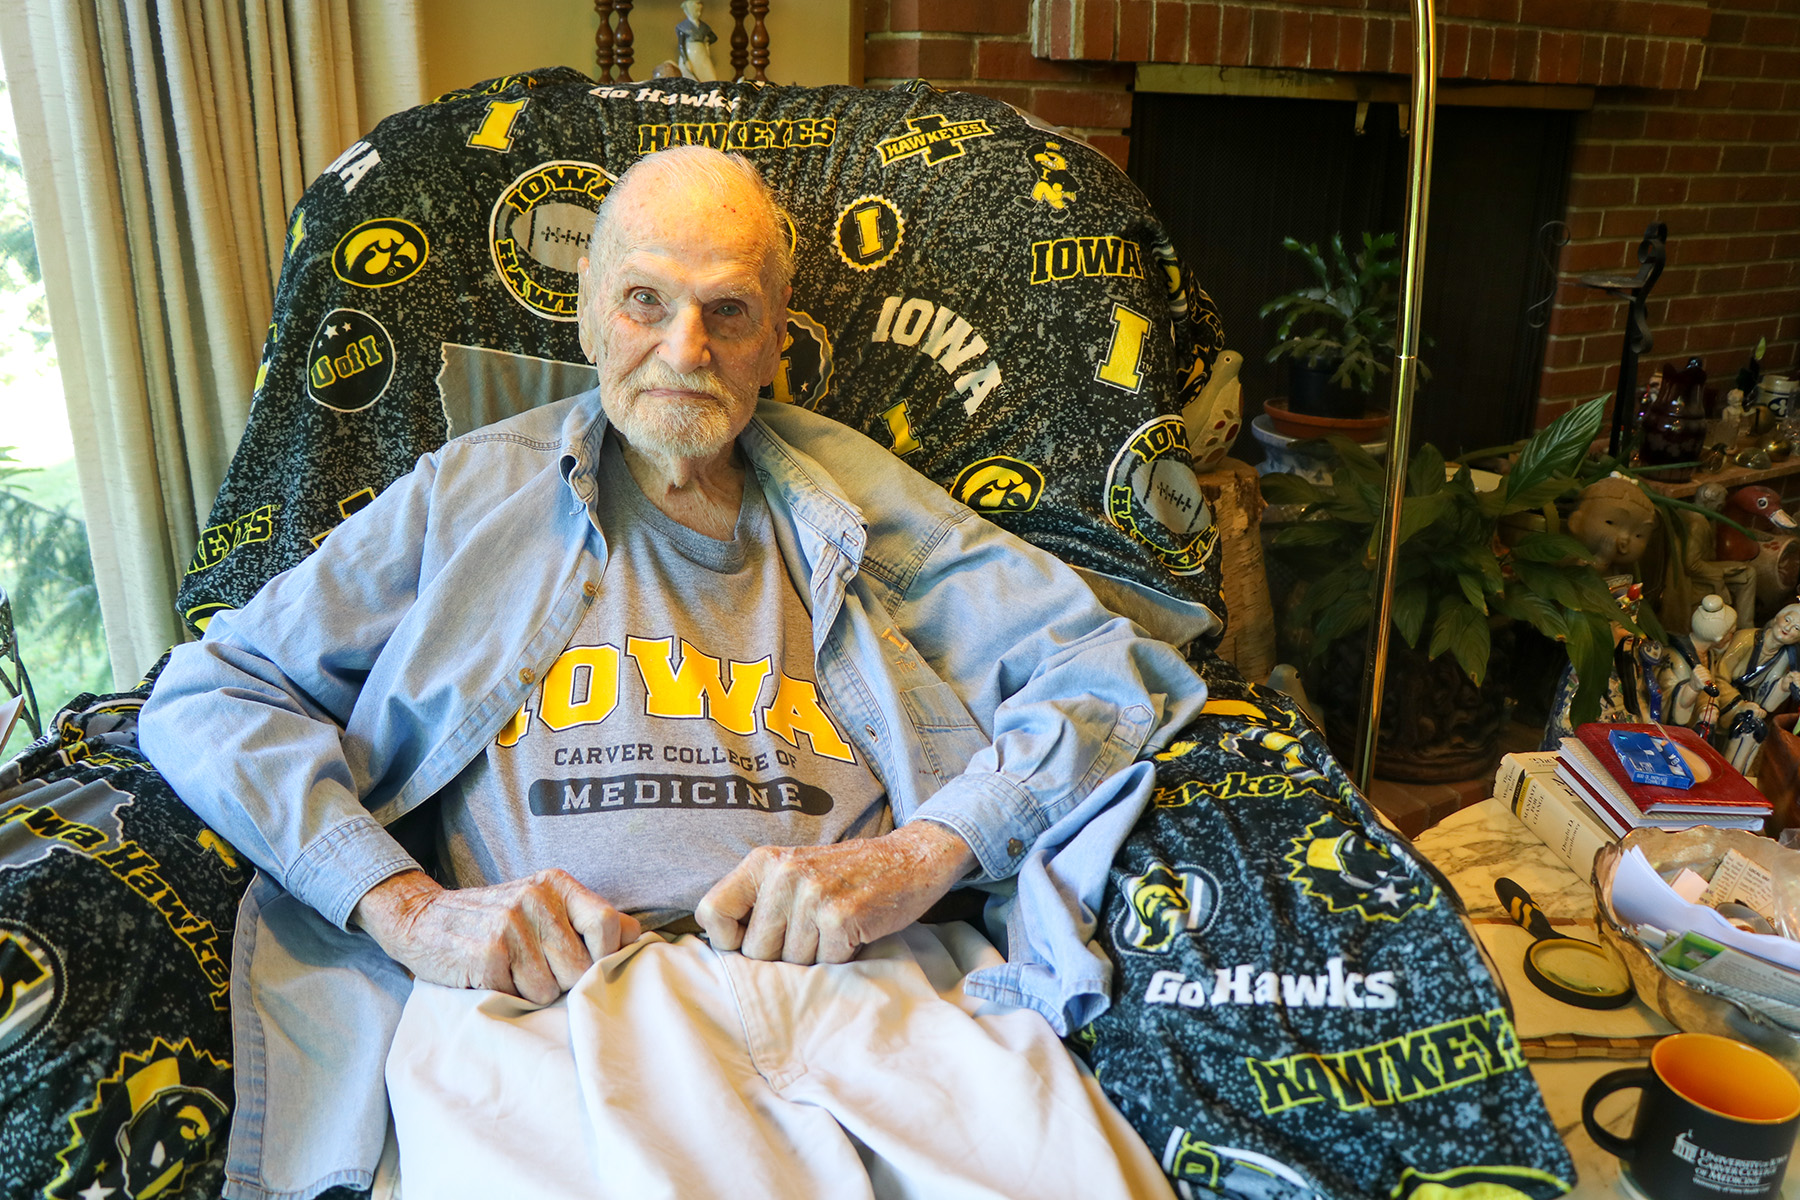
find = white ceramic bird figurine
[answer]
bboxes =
[1266,662,1326,736]
[1182,349,1243,470]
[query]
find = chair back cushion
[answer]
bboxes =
[175,69,1229,647]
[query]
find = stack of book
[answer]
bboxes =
[1494,723,1772,880]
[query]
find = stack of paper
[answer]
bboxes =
[1610,846,1800,1028]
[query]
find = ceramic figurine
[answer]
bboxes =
[1658,594,1740,739]
[1706,389,1745,450]
[1182,349,1244,469]
[1641,359,1708,467]
[1717,485,1799,561]
[1719,602,1800,776]
[1567,474,1658,573]
[676,1,718,81]
[1539,579,1665,749]
[1668,483,1757,631]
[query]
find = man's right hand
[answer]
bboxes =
[351,869,641,1005]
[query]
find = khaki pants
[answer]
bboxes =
[387,922,1174,1200]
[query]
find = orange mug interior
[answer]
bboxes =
[1653,1033,1800,1124]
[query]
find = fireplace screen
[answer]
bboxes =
[1130,90,1576,463]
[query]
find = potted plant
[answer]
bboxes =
[1260,395,1650,781]
[1259,232,1423,422]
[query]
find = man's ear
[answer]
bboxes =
[576,257,598,363]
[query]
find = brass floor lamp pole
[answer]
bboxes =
[1354,0,1438,790]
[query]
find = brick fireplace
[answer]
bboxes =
[864,0,1800,430]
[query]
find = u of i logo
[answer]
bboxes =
[499,636,856,763]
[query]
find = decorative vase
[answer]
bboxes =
[1640,360,1707,468]
[1306,625,1514,783]
[1287,357,1357,419]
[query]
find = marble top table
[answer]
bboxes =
[1412,799,1800,1200]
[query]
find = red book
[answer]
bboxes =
[1556,750,1763,835]
[1572,723,1772,816]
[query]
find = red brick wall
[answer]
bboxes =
[1544,4,1800,427]
[865,1,1800,423]
[1037,0,1708,89]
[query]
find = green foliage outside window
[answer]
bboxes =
[0,74,107,760]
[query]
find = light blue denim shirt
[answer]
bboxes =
[141,391,1208,1200]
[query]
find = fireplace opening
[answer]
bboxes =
[1129,90,1576,463]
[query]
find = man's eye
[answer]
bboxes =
[715,302,744,317]
[630,289,658,305]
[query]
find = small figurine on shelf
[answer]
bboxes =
[1641,359,1709,468]
[1706,389,1746,452]
[1719,602,1800,775]
[675,0,718,81]
[1567,474,1658,578]
[1718,485,1800,562]
[1738,336,1768,409]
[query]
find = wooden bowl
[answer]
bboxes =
[1263,397,1391,442]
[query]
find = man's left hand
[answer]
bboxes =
[696,821,977,964]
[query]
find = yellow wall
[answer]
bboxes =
[421,0,858,99]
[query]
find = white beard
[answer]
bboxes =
[599,360,748,460]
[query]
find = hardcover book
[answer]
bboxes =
[1571,723,1771,816]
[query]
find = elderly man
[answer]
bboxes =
[141,146,1203,1199]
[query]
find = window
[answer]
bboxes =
[0,63,106,760]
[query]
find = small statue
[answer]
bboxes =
[1667,482,1757,632]
[1717,484,1799,561]
[1706,389,1746,451]
[1658,594,1740,739]
[1567,474,1658,574]
[676,0,718,81]
[1540,580,1665,749]
[1719,603,1800,775]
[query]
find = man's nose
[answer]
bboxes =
[661,304,711,374]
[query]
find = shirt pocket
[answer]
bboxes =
[899,681,990,788]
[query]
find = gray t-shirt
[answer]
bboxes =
[437,432,891,919]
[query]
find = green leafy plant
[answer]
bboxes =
[0,447,101,665]
[1259,232,1429,397]
[1260,395,1651,726]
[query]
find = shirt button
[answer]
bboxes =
[583,581,599,598]
[1007,838,1024,857]
[864,724,877,740]
[519,667,536,685]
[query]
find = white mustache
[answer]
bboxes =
[625,361,731,402]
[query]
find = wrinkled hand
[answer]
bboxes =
[352,869,640,1005]
[697,821,977,965]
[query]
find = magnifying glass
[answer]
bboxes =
[1495,877,1636,1009]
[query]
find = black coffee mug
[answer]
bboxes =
[1584,1032,1800,1200]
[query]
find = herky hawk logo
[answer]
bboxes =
[877,114,994,167]
[1114,860,1219,953]
[332,217,429,288]
[1284,813,1437,922]
[47,1037,231,1200]
[952,456,1043,513]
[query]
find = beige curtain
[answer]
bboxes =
[0,0,424,685]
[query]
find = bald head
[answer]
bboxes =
[587,146,793,301]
